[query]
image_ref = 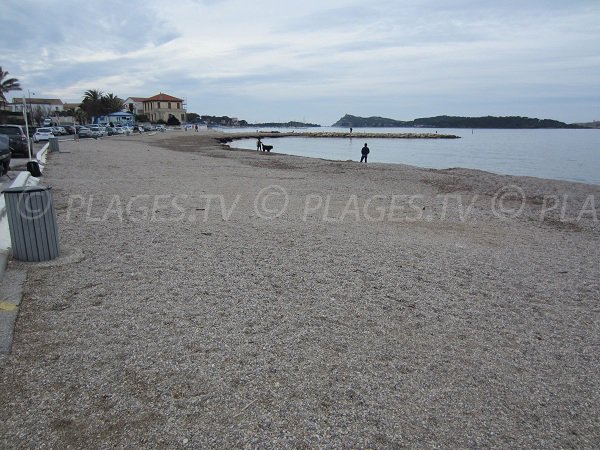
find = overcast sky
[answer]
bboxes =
[2,0,599,124]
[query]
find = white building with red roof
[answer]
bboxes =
[142,93,187,123]
[122,97,147,116]
[9,97,64,114]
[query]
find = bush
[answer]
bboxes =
[167,115,180,126]
[0,111,25,125]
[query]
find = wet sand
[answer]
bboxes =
[1,131,598,447]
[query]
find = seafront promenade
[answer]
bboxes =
[0,131,598,447]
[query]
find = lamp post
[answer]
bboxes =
[21,96,33,160]
[27,89,35,126]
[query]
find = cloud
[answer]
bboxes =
[1,0,599,123]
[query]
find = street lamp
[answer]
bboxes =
[28,89,35,126]
[20,96,33,160]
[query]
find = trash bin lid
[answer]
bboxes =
[2,185,51,194]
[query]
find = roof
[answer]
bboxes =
[11,98,64,105]
[108,111,134,116]
[144,93,183,102]
[124,97,147,102]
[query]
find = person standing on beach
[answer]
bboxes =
[360,143,370,163]
[256,137,262,151]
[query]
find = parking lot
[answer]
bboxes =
[0,136,68,191]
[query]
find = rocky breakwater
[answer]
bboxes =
[218,131,460,144]
[293,131,460,139]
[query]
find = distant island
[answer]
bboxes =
[195,115,320,128]
[575,121,600,129]
[251,120,321,128]
[332,114,588,129]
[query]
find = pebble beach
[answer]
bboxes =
[1,131,599,447]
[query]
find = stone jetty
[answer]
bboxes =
[218,130,460,143]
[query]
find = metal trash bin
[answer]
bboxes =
[48,136,60,152]
[2,186,59,262]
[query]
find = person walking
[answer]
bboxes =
[360,143,370,163]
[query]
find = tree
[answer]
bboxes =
[80,90,125,123]
[0,67,22,106]
[102,93,124,114]
[80,89,104,122]
[167,115,181,126]
[74,109,87,125]
[187,113,200,123]
[32,105,51,126]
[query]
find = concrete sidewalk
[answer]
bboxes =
[0,269,26,353]
[0,144,49,354]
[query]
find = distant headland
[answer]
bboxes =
[332,114,589,129]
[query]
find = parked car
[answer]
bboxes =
[114,126,125,134]
[33,127,55,142]
[64,125,76,134]
[0,125,29,156]
[0,134,12,176]
[77,126,94,138]
[51,126,64,135]
[89,126,100,137]
[104,126,117,136]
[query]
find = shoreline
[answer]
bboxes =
[1,131,598,447]
[217,131,461,141]
[216,132,600,188]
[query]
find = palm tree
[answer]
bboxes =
[0,67,22,106]
[80,89,104,122]
[83,89,103,102]
[74,109,87,125]
[102,93,125,114]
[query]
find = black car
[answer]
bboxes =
[0,124,29,156]
[64,125,76,134]
[0,134,12,176]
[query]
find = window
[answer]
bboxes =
[157,102,161,108]
[177,103,180,109]
[168,102,171,109]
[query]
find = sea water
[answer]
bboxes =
[224,127,600,185]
